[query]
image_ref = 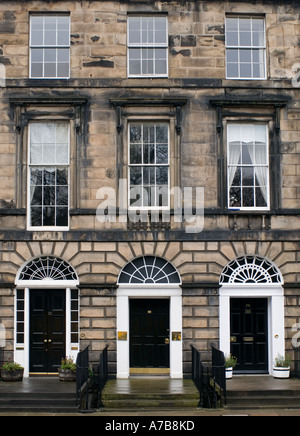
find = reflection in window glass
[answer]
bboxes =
[129,123,169,209]
[30,15,70,78]
[226,17,266,79]
[128,16,168,77]
[227,124,269,210]
[29,123,70,228]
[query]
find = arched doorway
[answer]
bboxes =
[15,256,79,377]
[219,255,284,375]
[117,256,182,379]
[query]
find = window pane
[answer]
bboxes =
[156,166,168,185]
[130,144,142,164]
[44,30,57,46]
[31,63,43,78]
[227,62,239,78]
[31,48,43,62]
[240,32,252,46]
[31,207,43,226]
[243,187,254,207]
[57,48,69,62]
[57,30,69,46]
[156,145,168,164]
[44,48,56,62]
[130,167,142,186]
[256,187,267,208]
[56,168,68,185]
[227,49,239,63]
[242,167,254,186]
[56,207,68,226]
[57,63,69,78]
[44,62,56,78]
[240,63,252,78]
[43,207,55,226]
[226,32,239,47]
[229,187,241,208]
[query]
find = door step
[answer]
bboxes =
[101,379,200,409]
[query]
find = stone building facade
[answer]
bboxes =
[0,0,300,378]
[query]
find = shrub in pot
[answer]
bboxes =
[58,357,76,382]
[273,354,291,379]
[225,354,238,379]
[1,361,24,382]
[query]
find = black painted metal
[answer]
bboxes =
[76,345,109,412]
[76,346,90,411]
[191,345,226,409]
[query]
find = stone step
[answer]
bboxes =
[0,392,78,413]
[226,392,300,410]
[101,378,200,409]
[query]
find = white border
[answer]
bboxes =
[14,286,79,378]
[117,285,182,379]
[219,284,285,375]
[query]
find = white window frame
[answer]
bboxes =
[227,123,270,212]
[30,14,70,79]
[225,16,267,80]
[127,16,168,78]
[128,122,170,211]
[27,122,70,231]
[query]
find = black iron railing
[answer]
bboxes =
[191,345,226,409]
[76,345,109,412]
[294,347,300,379]
[211,346,226,406]
[93,345,109,408]
[76,346,90,411]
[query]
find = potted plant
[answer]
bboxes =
[58,357,76,382]
[1,361,24,382]
[225,354,238,379]
[273,354,291,379]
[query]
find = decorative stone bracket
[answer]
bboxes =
[110,97,188,135]
[10,97,88,135]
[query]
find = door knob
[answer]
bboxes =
[165,338,170,344]
[44,339,47,343]
[48,339,52,343]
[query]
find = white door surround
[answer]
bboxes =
[14,256,79,377]
[117,256,183,379]
[219,255,285,375]
[117,285,183,379]
[219,284,285,375]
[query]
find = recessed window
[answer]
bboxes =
[227,124,269,210]
[128,16,168,77]
[226,16,266,80]
[28,123,70,229]
[129,122,169,209]
[30,15,70,79]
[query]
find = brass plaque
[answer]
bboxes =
[172,332,181,341]
[118,331,128,341]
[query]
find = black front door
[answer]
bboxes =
[30,290,66,373]
[230,298,268,373]
[130,299,170,368]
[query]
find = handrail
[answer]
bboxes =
[191,345,226,409]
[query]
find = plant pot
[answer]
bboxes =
[1,369,24,382]
[58,368,76,382]
[273,367,290,379]
[226,367,233,379]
